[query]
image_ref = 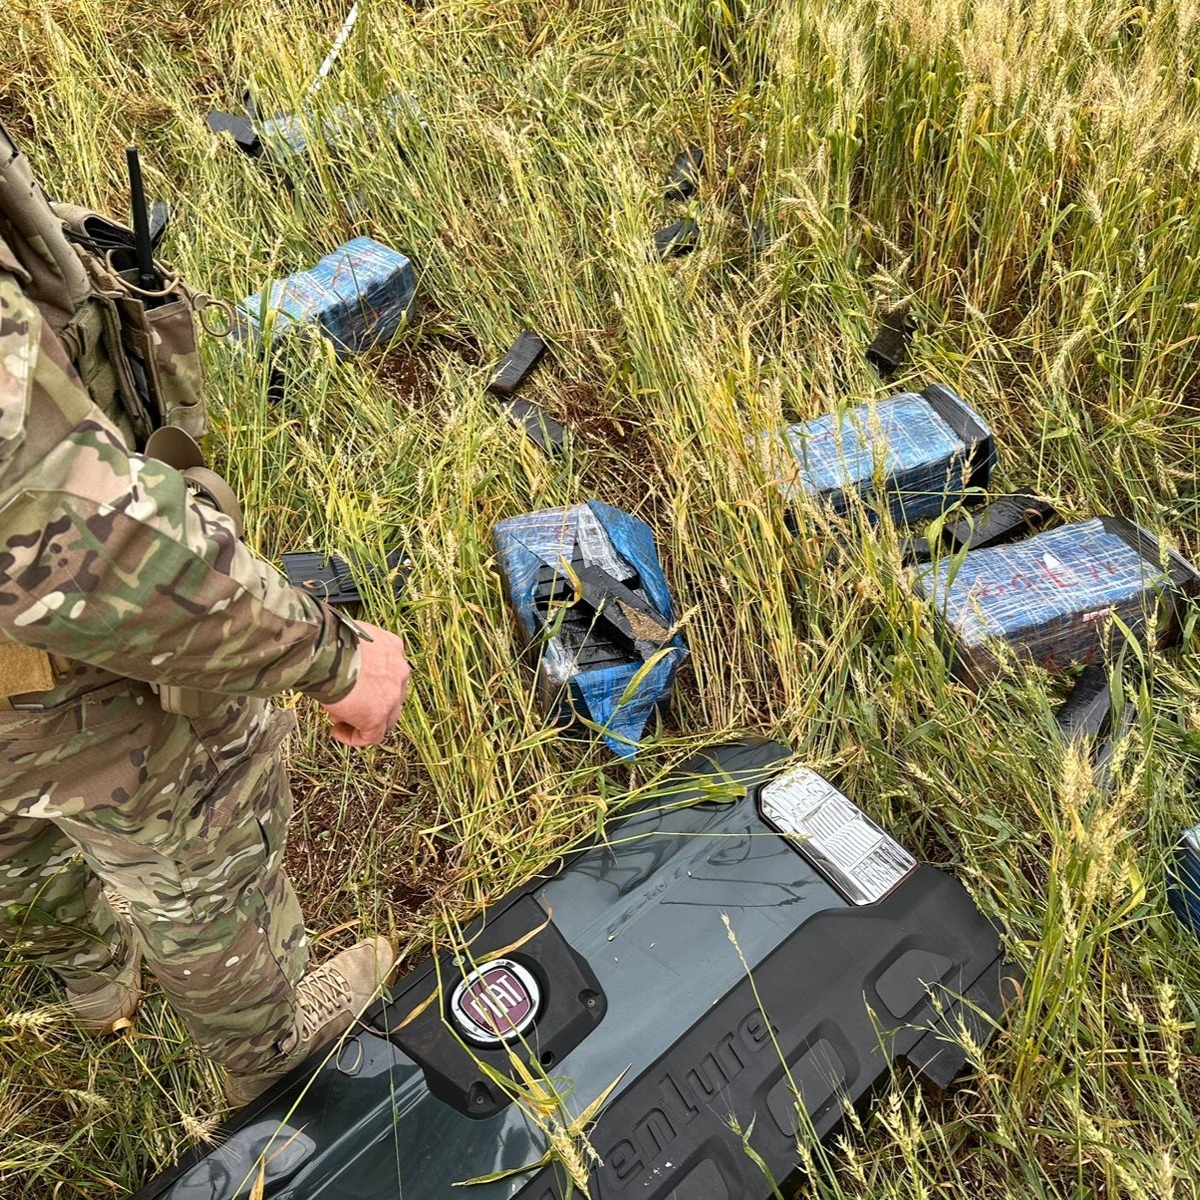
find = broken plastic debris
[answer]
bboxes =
[652,218,699,259]
[905,493,1058,565]
[865,310,917,378]
[487,330,548,397]
[205,109,262,156]
[938,492,1057,554]
[500,397,565,455]
[664,147,704,202]
[1055,663,1113,741]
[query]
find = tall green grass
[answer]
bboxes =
[2,0,1200,1194]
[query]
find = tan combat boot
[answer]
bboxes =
[63,892,143,1033]
[224,935,395,1107]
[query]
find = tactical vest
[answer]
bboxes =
[0,125,238,714]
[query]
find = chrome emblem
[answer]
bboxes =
[449,958,541,1045]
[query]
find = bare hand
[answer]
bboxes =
[319,621,411,747]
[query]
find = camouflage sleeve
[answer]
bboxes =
[0,271,360,702]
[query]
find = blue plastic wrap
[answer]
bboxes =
[915,516,1197,678]
[779,385,994,526]
[493,501,687,759]
[1168,827,1200,937]
[235,237,415,359]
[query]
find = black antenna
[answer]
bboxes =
[125,146,160,298]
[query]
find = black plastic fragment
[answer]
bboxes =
[281,549,409,606]
[148,201,170,252]
[487,330,548,397]
[205,109,263,156]
[500,397,565,455]
[941,492,1058,553]
[531,558,631,669]
[529,538,675,682]
[1056,663,1113,741]
[1056,663,1136,795]
[901,535,934,565]
[652,217,699,259]
[664,146,704,202]
[866,309,917,377]
[906,490,1052,564]
[533,541,673,653]
[531,549,632,672]
[1091,702,1135,791]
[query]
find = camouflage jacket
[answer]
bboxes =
[0,248,360,706]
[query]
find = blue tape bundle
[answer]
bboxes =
[493,501,687,759]
[915,516,1200,680]
[259,93,427,160]
[235,237,415,359]
[206,94,427,165]
[778,384,995,526]
[1168,828,1200,938]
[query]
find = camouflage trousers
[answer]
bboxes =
[0,678,308,1073]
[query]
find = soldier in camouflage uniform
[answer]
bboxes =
[0,126,410,1104]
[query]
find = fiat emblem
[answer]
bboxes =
[449,958,541,1045]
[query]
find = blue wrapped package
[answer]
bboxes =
[915,516,1200,680]
[207,93,427,162]
[778,384,995,526]
[259,93,427,160]
[234,237,415,359]
[493,501,687,759]
[1168,827,1200,938]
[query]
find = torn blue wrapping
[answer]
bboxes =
[779,386,994,526]
[1168,827,1200,937]
[915,517,1177,677]
[493,501,687,759]
[234,237,415,359]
